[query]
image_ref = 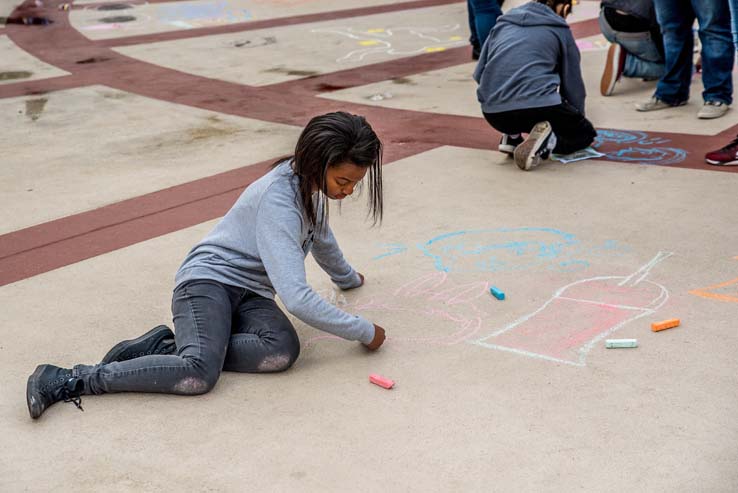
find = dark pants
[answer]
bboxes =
[74,280,300,395]
[653,0,733,105]
[483,102,597,155]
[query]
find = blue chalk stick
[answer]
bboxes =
[490,286,505,300]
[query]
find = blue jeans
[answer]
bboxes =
[599,10,665,80]
[74,280,301,395]
[729,0,738,49]
[653,0,733,104]
[467,0,503,49]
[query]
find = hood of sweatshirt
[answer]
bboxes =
[496,1,569,29]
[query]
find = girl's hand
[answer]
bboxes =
[363,324,386,351]
[357,273,365,286]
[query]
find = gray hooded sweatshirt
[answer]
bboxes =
[175,160,375,344]
[473,1,586,115]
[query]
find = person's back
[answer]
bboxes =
[474,1,585,115]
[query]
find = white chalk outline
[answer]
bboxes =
[470,252,673,366]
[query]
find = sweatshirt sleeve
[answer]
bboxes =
[311,223,363,290]
[255,192,375,344]
[559,30,587,115]
[472,40,491,84]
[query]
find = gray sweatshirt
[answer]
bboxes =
[175,160,375,344]
[473,1,586,115]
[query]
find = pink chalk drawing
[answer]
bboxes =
[471,251,673,366]
[304,271,490,347]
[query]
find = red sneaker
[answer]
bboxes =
[705,137,738,166]
[600,43,626,97]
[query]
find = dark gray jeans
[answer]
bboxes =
[74,280,300,395]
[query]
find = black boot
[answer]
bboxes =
[26,364,84,419]
[101,325,176,364]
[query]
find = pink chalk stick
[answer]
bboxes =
[369,374,394,389]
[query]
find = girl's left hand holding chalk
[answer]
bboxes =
[363,324,386,351]
[357,272,365,287]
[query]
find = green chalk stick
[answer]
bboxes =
[605,339,638,349]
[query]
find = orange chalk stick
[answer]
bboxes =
[651,318,680,332]
[369,374,394,389]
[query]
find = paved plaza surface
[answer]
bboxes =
[2,0,738,491]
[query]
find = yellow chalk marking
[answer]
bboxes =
[366,28,385,33]
[425,47,446,52]
[359,40,380,46]
[449,36,462,41]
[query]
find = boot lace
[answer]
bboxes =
[61,382,84,412]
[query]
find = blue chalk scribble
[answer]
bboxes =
[372,243,408,260]
[417,228,626,273]
[592,130,687,165]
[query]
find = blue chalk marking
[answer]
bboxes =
[490,286,505,300]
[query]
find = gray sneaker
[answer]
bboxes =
[635,97,686,112]
[697,101,729,119]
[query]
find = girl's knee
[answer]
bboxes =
[258,335,300,373]
[172,360,221,395]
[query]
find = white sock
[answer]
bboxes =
[546,132,558,151]
[509,133,521,139]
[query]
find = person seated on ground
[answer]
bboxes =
[636,0,733,119]
[703,0,738,165]
[25,111,387,420]
[467,0,505,60]
[598,0,665,96]
[473,0,597,170]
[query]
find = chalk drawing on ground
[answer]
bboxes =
[471,251,673,367]
[303,271,491,347]
[593,130,687,165]
[413,228,628,273]
[310,25,466,63]
[689,256,738,303]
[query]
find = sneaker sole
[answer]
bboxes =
[600,44,621,97]
[101,325,173,364]
[636,100,687,112]
[27,364,47,419]
[705,158,738,165]
[698,109,729,119]
[514,122,551,171]
[498,144,515,155]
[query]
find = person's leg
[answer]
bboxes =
[467,0,480,59]
[653,0,695,104]
[77,280,236,395]
[467,0,503,48]
[730,0,738,50]
[693,0,733,105]
[544,103,598,155]
[223,290,300,373]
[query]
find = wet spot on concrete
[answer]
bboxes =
[187,124,240,142]
[99,15,136,23]
[263,68,320,77]
[232,36,276,48]
[97,3,133,10]
[173,376,209,394]
[392,77,416,85]
[0,71,33,81]
[316,83,348,92]
[257,354,291,372]
[76,56,111,64]
[25,98,47,121]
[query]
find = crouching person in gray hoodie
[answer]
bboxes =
[473,0,598,171]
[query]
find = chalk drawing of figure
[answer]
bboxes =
[311,25,466,63]
[471,251,672,366]
[304,271,490,347]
